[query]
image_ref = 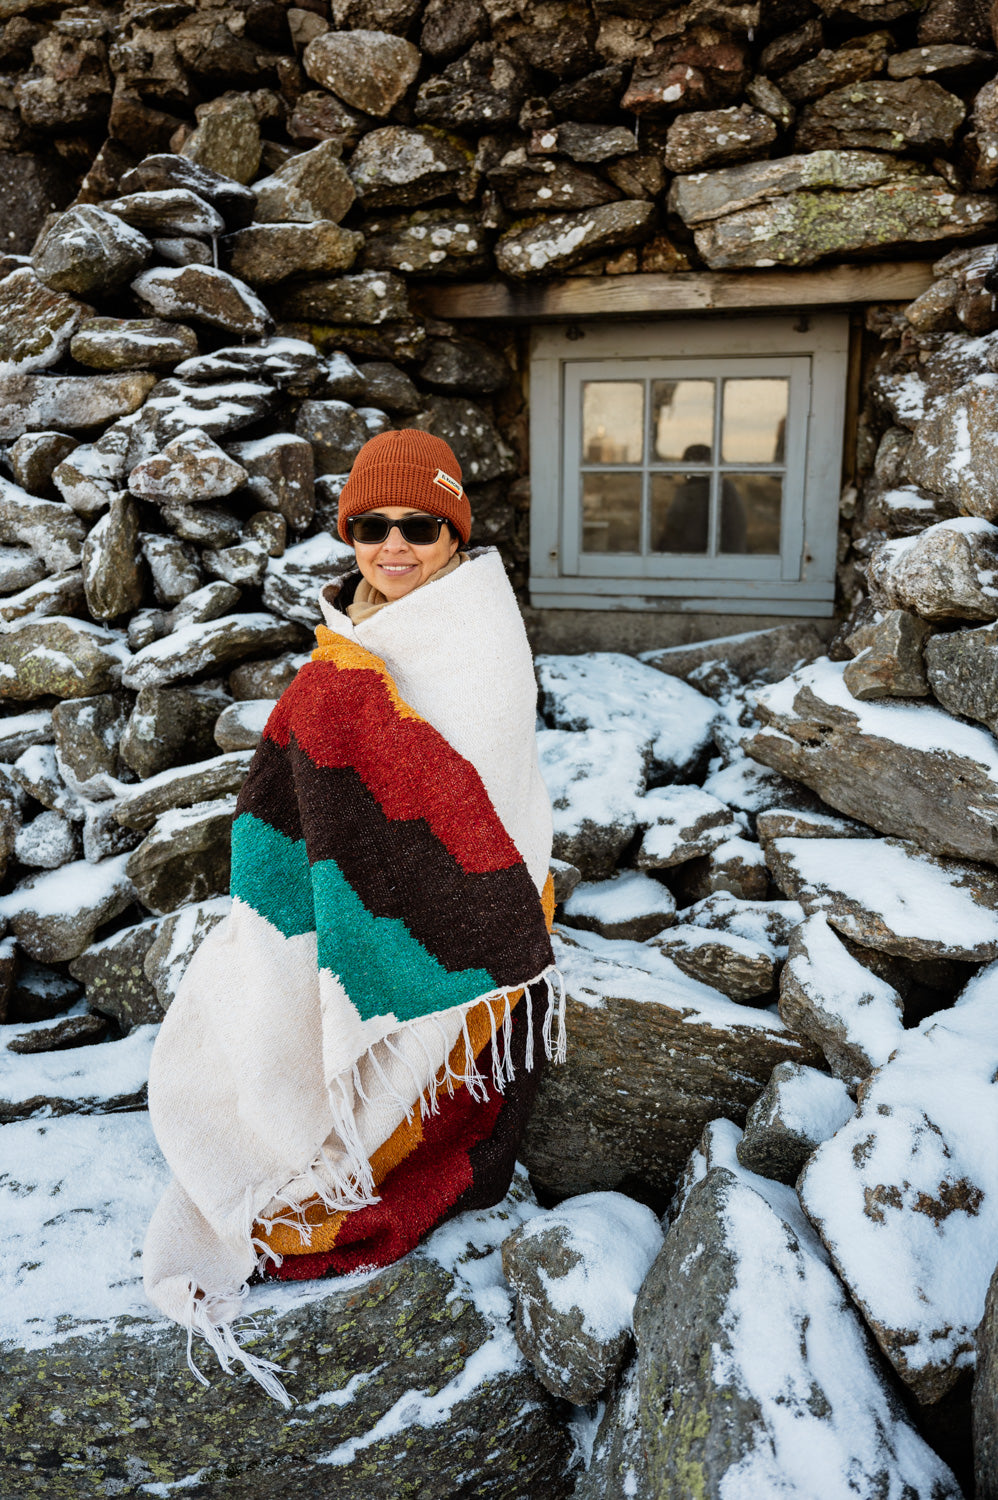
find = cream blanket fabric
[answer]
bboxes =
[142,548,555,1401]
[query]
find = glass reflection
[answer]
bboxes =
[722,474,782,554]
[582,381,644,464]
[722,379,788,463]
[652,380,714,462]
[582,472,642,553]
[650,473,710,555]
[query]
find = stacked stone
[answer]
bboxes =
[3,0,998,280]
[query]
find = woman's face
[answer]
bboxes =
[351,506,460,601]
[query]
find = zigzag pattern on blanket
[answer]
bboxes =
[231,627,556,1029]
[259,979,549,1277]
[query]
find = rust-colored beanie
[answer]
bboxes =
[336,428,472,544]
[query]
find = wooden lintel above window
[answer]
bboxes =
[416,261,934,321]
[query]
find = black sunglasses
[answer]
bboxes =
[347,513,450,545]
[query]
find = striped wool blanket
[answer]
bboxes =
[143,548,560,1403]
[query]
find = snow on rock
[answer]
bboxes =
[213,697,274,751]
[767,834,998,961]
[749,655,998,865]
[262,530,355,626]
[633,784,742,869]
[501,1191,664,1403]
[701,751,811,814]
[736,1060,856,1184]
[679,890,804,957]
[537,652,718,779]
[779,912,905,1086]
[653,922,779,1003]
[537,727,647,879]
[560,868,676,942]
[0,1120,572,1496]
[800,960,998,1403]
[0,1013,156,1122]
[111,748,253,830]
[121,611,307,690]
[14,808,79,869]
[519,926,822,1200]
[143,895,230,1008]
[127,426,248,504]
[0,853,134,962]
[635,1123,961,1499]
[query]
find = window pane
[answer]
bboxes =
[721,474,782,554]
[582,472,642,553]
[652,380,714,463]
[722,379,788,463]
[582,381,644,464]
[650,473,710,555]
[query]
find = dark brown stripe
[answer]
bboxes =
[288,743,552,986]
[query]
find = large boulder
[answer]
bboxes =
[0,1123,574,1498]
[748,656,998,864]
[0,617,129,701]
[634,1129,961,1495]
[538,652,717,780]
[519,929,821,1200]
[801,961,998,1403]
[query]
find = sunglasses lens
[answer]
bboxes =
[400,517,442,544]
[349,514,444,545]
[349,515,389,543]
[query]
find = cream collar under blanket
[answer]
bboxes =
[142,548,556,1402]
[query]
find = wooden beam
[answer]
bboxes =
[416,262,935,321]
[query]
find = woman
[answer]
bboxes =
[143,429,561,1403]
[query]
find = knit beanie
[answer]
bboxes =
[336,429,472,544]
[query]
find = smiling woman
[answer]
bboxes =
[142,428,562,1403]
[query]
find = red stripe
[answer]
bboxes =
[264,661,523,875]
[265,1064,503,1278]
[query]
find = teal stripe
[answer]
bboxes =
[230,813,315,938]
[311,857,497,1024]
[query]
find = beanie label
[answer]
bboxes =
[432,468,464,502]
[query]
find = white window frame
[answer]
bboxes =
[529,314,850,616]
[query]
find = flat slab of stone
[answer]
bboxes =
[0,372,157,439]
[496,200,654,277]
[801,962,998,1403]
[538,652,717,780]
[635,1131,961,1496]
[0,853,134,963]
[122,613,308,691]
[653,923,778,1001]
[0,1012,155,1123]
[113,750,253,830]
[669,150,997,268]
[560,869,676,941]
[640,621,832,686]
[748,656,998,864]
[519,927,822,1201]
[0,1118,573,1498]
[131,266,272,338]
[766,834,998,961]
